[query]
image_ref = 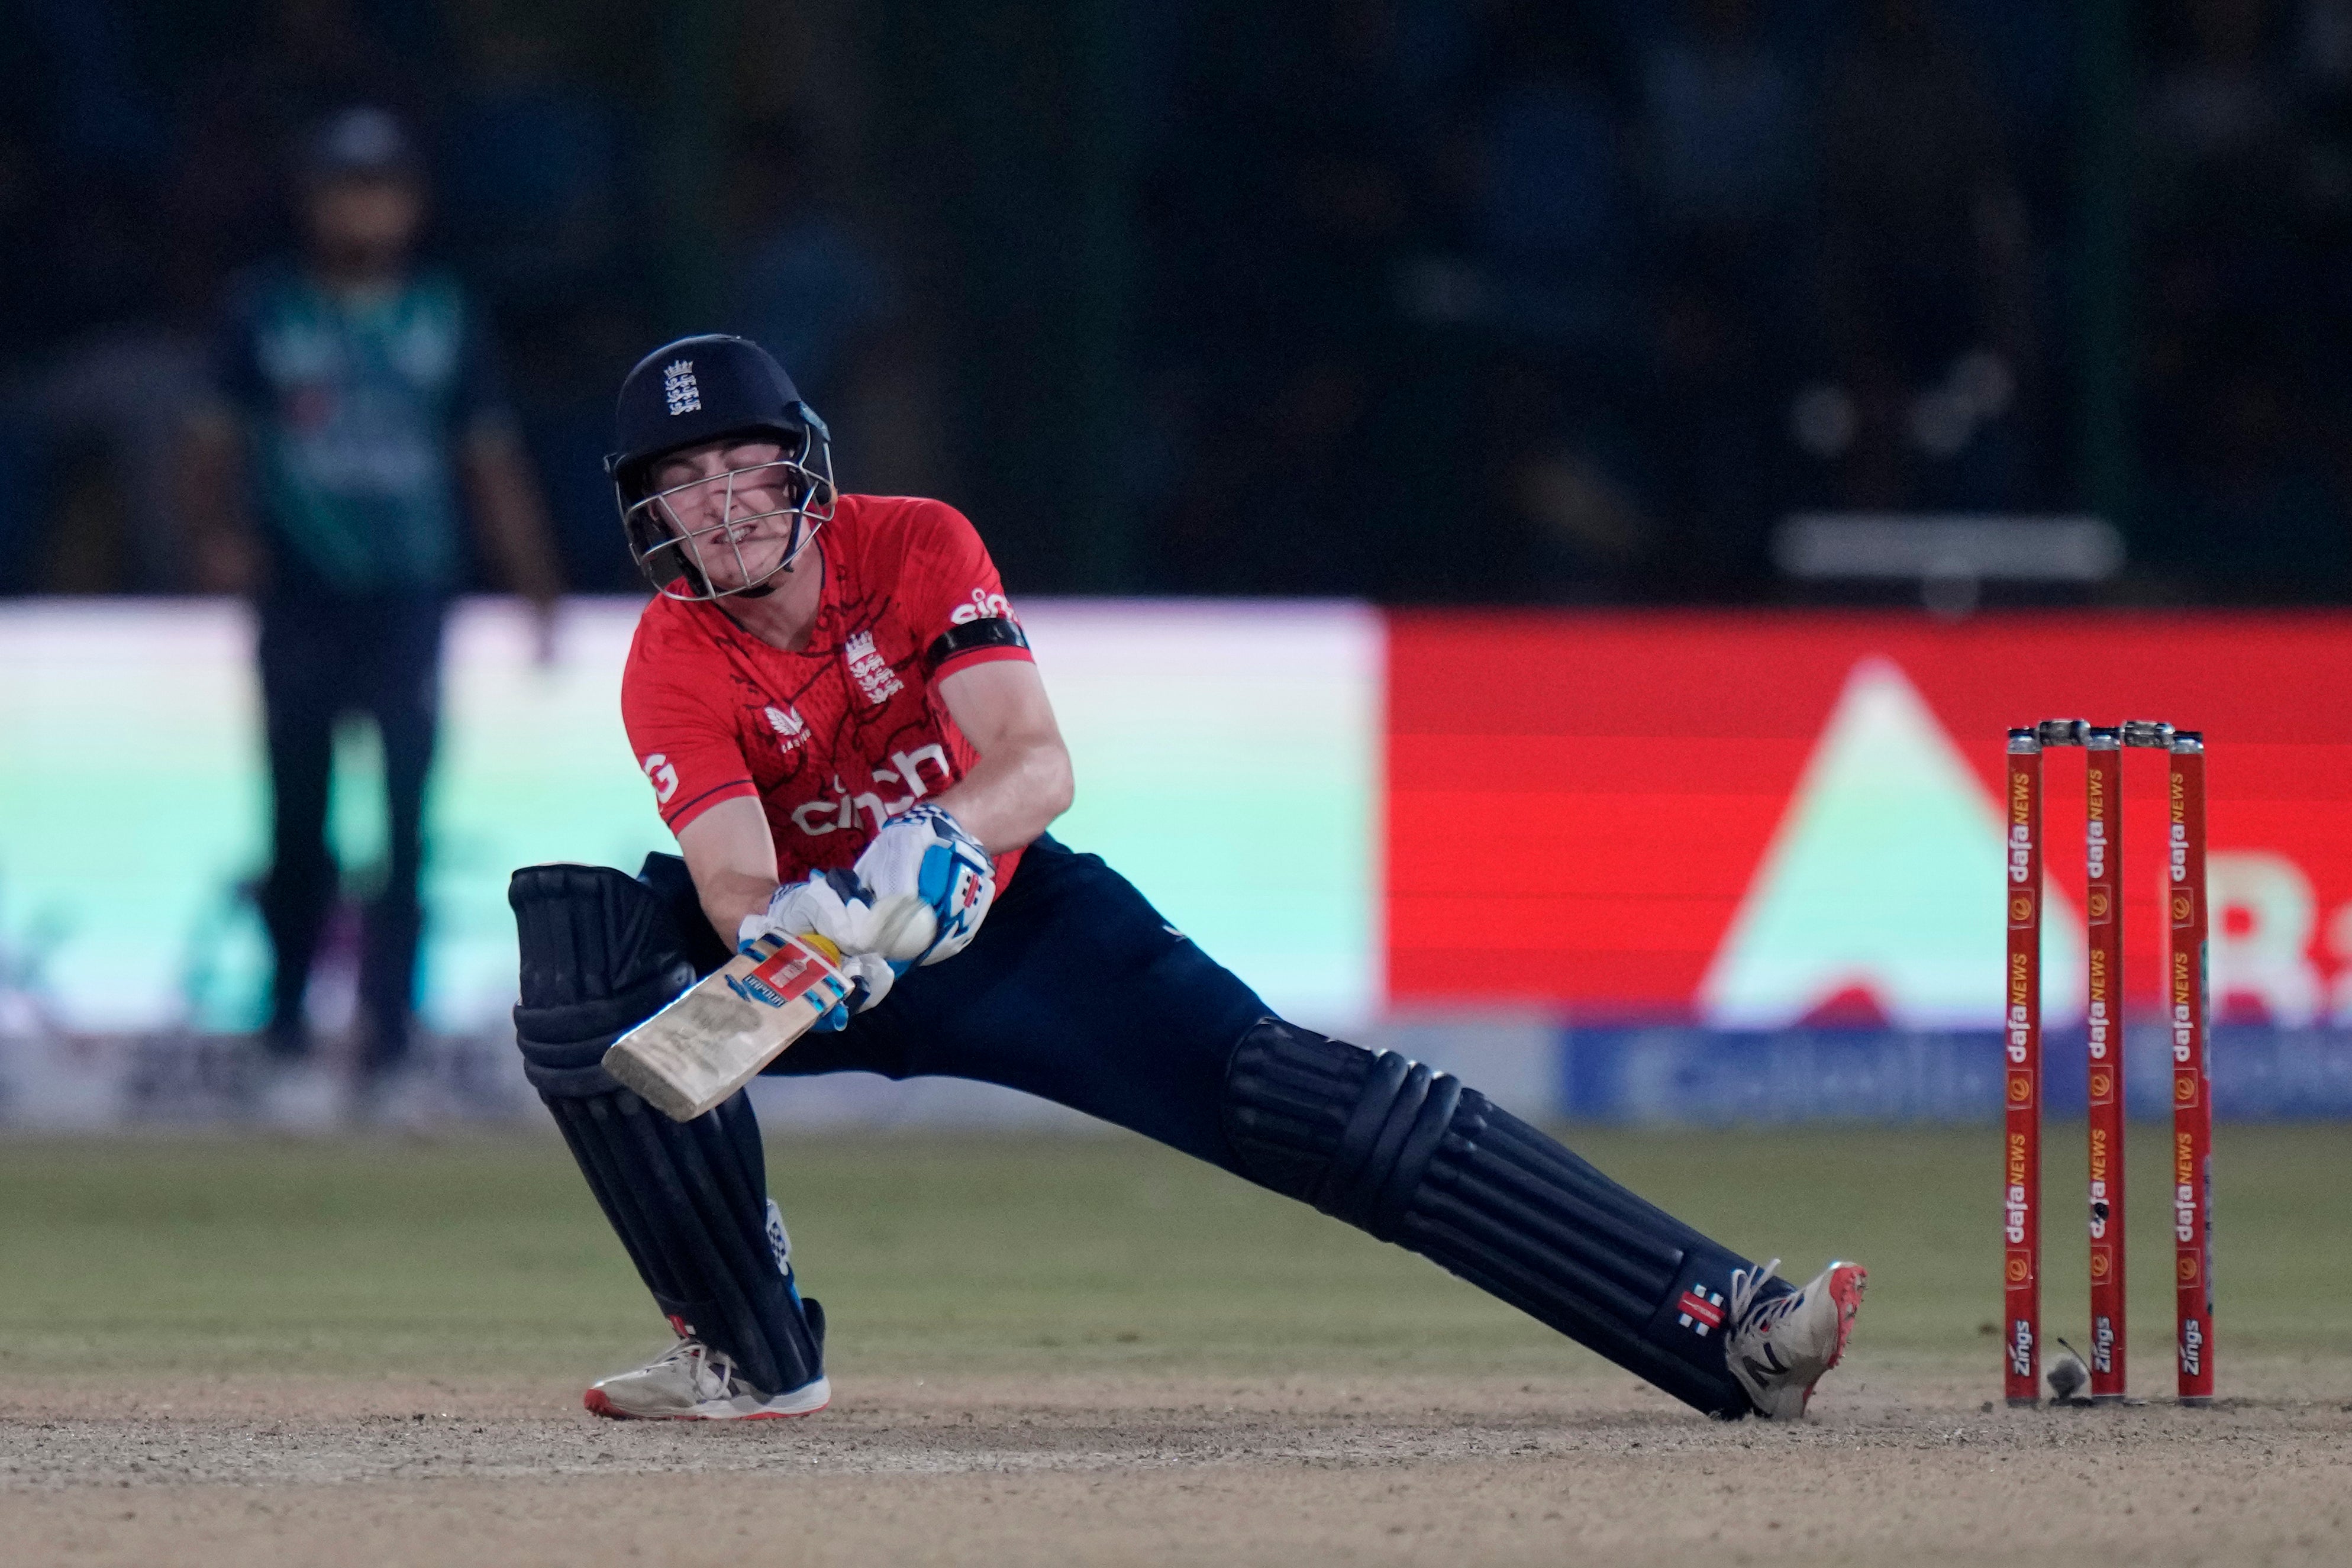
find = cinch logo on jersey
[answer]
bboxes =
[789,745,956,837]
[948,586,1017,625]
[1676,1286,1726,1337]
[843,630,905,704]
[764,705,808,753]
[641,752,679,804]
[663,359,700,415]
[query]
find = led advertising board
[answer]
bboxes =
[0,600,1379,1040]
[11,603,2352,1059]
[1388,612,2352,1031]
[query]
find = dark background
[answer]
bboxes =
[4,0,2347,605]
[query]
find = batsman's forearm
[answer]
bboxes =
[676,797,786,947]
[933,734,1073,857]
[698,869,782,949]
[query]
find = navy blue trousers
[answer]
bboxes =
[615,837,1770,1417]
[255,593,445,1066]
[761,835,1269,1175]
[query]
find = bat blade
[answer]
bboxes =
[602,932,849,1121]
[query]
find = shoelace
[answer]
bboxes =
[1728,1257,1786,1338]
[652,1338,742,1400]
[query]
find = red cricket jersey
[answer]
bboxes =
[620,493,1033,891]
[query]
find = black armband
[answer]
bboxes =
[924,615,1029,676]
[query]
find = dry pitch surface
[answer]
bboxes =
[8,1366,2351,1568]
[3,1128,2347,1566]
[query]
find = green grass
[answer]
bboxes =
[1,1125,2344,1383]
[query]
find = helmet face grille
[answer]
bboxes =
[618,431,837,601]
[606,334,836,600]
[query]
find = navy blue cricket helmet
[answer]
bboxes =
[607,334,835,600]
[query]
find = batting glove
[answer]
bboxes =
[811,950,898,1030]
[852,804,996,966]
[740,870,901,1027]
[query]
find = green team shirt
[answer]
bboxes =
[212,263,509,595]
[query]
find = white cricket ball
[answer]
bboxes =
[869,894,937,962]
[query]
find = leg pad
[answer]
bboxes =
[1222,1019,1770,1418]
[509,863,823,1397]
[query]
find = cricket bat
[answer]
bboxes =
[602,931,851,1121]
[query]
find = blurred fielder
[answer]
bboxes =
[510,334,1865,1422]
[183,107,560,1106]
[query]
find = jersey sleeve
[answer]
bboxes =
[895,499,1034,683]
[620,625,759,835]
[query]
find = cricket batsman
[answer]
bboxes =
[509,334,1866,1423]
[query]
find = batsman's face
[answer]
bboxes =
[649,438,801,588]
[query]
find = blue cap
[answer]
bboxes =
[302,107,421,182]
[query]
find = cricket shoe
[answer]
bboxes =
[234,1048,347,1133]
[585,1336,831,1421]
[1724,1257,1867,1419]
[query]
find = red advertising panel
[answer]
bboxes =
[1386,611,2352,1023]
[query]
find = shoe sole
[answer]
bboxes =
[1798,1263,1868,1415]
[584,1376,832,1422]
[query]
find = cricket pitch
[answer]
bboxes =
[3,1127,2345,1566]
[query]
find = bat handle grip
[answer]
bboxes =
[797,931,843,965]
